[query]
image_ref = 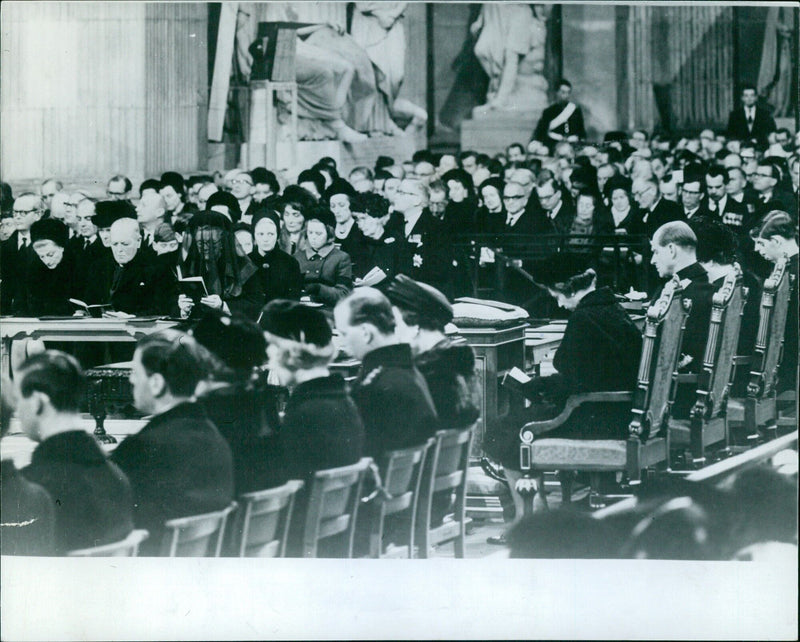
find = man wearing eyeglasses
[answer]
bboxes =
[752,162,797,222]
[1,193,44,314]
[228,170,256,225]
[106,175,132,201]
[680,175,710,221]
[393,179,453,297]
[534,176,575,235]
[630,177,684,239]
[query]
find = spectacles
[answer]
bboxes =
[396,189,418,197]
[503,194,525,201]
[682,188,701,195]
[230,178,253,186]
[107,190,127,197]
[536,192,557,201]
[754,172,774,179]
[632,187,653,197]
[13,209,40,217]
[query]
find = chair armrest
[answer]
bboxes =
[675,373,699,384]
[519,391,633,440]
[732,355,752,367]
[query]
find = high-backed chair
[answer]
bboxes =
[360,439,433,559]
[669,268,747,467]
[230,481,304,557]
[67,529,149,557]
[301,458,372,558]
[516,276,690,512]
[415,426,474,558]
[160,503,238,557]
[728,257,792,444]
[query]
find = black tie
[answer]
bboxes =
[21,236,28,249]
[747,114,754,128]
[84,238,90,250]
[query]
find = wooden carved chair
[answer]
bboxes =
[669,267,747,468]
[359,439,433,559]
[230,480,304,557]
[415,427,474,558]
[516,276,691,512]
[728,257,792,445]
[67,529,149,557]
[301,458,372,558]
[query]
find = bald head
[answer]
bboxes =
[109,218,142,265]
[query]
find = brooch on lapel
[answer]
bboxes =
[413,254,423,268]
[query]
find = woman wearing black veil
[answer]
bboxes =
[177,210,264,321]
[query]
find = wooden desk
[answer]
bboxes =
[1,317,178,377]
[455,323,528,459]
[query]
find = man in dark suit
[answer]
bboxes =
[333,288,438,463]
[393,179,453,297]
[18,351,134,554]
[534,176,575,235]
[110,330,234,555]
[1,193,44,315]
[533,79,586,151]
[751,211,798,395]
[752,162,797,222]
[726,86,776,148]
[680,176,713,222]
[630,178,684,239]
[107,217,177,315]
[706,165,750,231]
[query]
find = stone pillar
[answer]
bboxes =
[561,4,619,138]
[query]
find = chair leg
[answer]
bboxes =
[557,470,573,504]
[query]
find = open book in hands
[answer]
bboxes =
[69,298,111,318]
[354,266,388,288]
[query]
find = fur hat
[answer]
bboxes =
[258,299,332,347]
[384,274,453,329]
[30,218,69,248]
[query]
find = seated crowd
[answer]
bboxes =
[0,124,797,559]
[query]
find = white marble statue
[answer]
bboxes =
[471,3,549,116]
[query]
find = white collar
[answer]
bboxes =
[548,200,563,219]
[404,209,423,237]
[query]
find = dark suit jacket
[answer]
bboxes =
[709,196,751,232]
[1,458,55,555]
[109,249,177,316]
[23,430,134,554]
[726,106,776,147]
[534,101,587,147]
[351,343,438,462]
[629,198,685,239]
[1,232,38,315]
[110,401,234,555]
[401,208,454,297]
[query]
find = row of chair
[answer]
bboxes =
[67,425,474,558]
[516,255,796,512]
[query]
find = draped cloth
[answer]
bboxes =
[757,6,795,118]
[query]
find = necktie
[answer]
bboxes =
[747,112,754,128]
[84,238,90,250]
[506,214,515,226]
[21,236,28,249]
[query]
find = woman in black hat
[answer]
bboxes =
[485,262,642,528]
[249,209,303,304]
[260,299,365,556]
[324,178,367,275]
[384,274,480,431]
[26,218,78,316]
[351,192,407,286]
[177,210,264,320]
[293,203,354,307]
